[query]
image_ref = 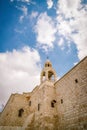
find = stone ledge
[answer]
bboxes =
[0,126,25,130]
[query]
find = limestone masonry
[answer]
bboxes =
[0,56,87,130]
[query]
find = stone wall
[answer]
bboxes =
[23,81,58,129]
[0,57,87,130]
[0,81,58,128]
[55,57,87,130]
[0,93,32,126]
[0,126,25,130]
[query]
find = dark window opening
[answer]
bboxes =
[73,105,75,108]
[6,113,9,116]
[48,64,49,67]
[42,72,46,82]
[83,124,87,129]
[53,100,56,103]
[75,79,78,83]
[26,96,30,101]
[38,104,40,111]
[61,99,63,104]
[51,100,56,108]
[48,71,55,81]
[51,102,54,107]
[18,108,24,117]
[29,101,31,106]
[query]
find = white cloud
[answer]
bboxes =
[56,0,87,59]
[21,5,28,16]
[57,18,72,38]
[10,0,14,2]
[14,0,35,5]
[34,12,56,51]
[14,28,23,33]
[58,38,65,50]
[30,11,38,19]
[58,38,64,46]
[57,0,81,18]
[16,5,28,16]
[16,5,28,22]
[10,0,33,5]
[0,46,41,105]
[13,0,87,59]
[19,15,25,23]
[22,0,36,5]
[21,0,30,2]
[47,0,53,9]
[74,62,78,66]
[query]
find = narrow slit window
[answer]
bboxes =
[38,104,40,111]
[83,124,87,129]
[29,101,31,106]
[61,99,63,104]
[51,102,54,107]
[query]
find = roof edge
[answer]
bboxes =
[54,56,87,85]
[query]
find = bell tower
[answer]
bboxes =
[39,59,58,128]
[40,59,57,83]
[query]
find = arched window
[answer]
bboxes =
[51,100,56,108]
[18,108,24,117]
[48,71,55,81]
[45,61,52,67]
[75,79,78,83]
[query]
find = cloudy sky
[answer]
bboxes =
[0,0,87,111]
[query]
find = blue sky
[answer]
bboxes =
[0,0,87,110]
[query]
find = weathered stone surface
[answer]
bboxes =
[0,57,87,130]
[55,56,87,130]
[0,126,25,130]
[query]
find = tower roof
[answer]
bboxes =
[44,60,52,67]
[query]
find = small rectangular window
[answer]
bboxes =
[51,102,54,107]
[75,79,78,83]
[18,108,24,117]
[38,104,40,111]
[61,99,63,104]
[83,124,87,129]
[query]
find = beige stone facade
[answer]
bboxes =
[0,57,87,130]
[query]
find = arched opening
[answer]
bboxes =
[45,61,52,68]
[18,108,24,117]
[75,79,78,83]
[41,71,46,82]
[48,71,55,81]
[51,100,56,108]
